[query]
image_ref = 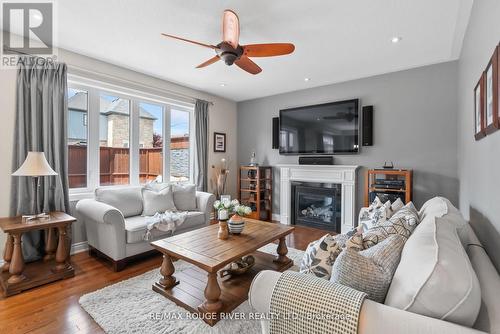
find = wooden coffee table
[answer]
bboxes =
[150,218,294,326]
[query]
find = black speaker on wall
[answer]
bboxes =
[362,105,373,146]
[272,117,279,149]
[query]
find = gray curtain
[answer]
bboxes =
[10,57,69,262]
[194,99,209,192]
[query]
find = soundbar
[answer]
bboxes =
[298,156,334,165]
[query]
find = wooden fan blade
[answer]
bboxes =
[161,33,218,49]
[243,43,295,57]
[196,56,220,68]
[222,9,240,49]
[235,56,262,75]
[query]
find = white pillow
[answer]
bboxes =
[390,198,404,215]
[385,216,481,327]
[141,185,176,216]
[358,197,392,232]
[172,183,197,211]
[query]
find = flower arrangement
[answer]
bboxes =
[213,199,252,216]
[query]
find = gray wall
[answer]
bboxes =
[237,61,459,217]
[457,0,500,271]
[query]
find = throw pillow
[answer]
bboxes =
[144,181,170,192]
[385,216,481,327]
[141,185,176,216]
[299,234,347,280]
[172,183,197,211]
[330,234,406,303]
[358,197,392,232]
[350,202,419,250]
[390,198,404,216]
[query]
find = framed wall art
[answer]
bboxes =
[474,72,486,140]
[214,132,226,152]
[484,46,499,134]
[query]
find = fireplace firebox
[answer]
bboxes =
[291,181,342,232]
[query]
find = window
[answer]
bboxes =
[99,94,130,186]
[139,102,164,183]
[170,108,190,182]
[67,80,194,192]
[67,88,88,189]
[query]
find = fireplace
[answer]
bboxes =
[291,181,342,232]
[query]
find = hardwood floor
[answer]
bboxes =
[0,224,329,334]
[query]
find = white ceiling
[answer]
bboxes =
[55,0,473,102]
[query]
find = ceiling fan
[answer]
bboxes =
[161,9,295,75]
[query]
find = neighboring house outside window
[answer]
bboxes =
[67,82,194,193]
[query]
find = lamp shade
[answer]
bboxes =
[12,152,58,177]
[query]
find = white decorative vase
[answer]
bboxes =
[228,214,245,234]
[218,209,228,221]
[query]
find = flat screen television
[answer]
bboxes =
[279,99,359,155]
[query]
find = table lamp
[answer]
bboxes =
[12,152,58,221]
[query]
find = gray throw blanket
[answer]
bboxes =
[270,271,366,334]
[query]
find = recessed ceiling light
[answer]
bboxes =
[304,78,311,82]
[391,36,402,43]
[220,83,226,87]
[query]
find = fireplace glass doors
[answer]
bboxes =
[291,181,342,232]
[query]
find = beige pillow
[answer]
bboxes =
[299,234,348,280]
[385,216,481,327]
[141,185,176,216]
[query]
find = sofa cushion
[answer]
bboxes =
[124,211,206,244]
[348,202,419,250]
[172,183,197,211]
[95,186,143,218]
[331,234,405,303]
[298,234,349,280]
[385,216,481,327]
[358,197,393,232]
[141,185,176,216]
[418,197,469,246]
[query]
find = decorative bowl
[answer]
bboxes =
[228,214,245,234]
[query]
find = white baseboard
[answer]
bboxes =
[71,241,89,255]
[272,213,281,222]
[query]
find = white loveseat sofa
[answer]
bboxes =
[76,185,215,271]
[249,197,500,334]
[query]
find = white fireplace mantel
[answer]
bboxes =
[277,164,359,234]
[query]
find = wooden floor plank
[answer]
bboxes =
[0,224,328,333]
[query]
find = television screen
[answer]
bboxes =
[279,99,359,155]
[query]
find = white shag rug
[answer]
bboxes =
[79,244,305,334]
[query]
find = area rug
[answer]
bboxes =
[79,244,305,334]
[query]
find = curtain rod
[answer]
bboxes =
[67,64,214,106]
[5,47,214,106]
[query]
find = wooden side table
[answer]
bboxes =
[0,212,76,297]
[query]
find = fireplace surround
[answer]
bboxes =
[277,164,359,234]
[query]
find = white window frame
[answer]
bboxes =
[68,76,195,199]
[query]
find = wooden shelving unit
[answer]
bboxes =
[238,166,272,221]
[364,169,412,206]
